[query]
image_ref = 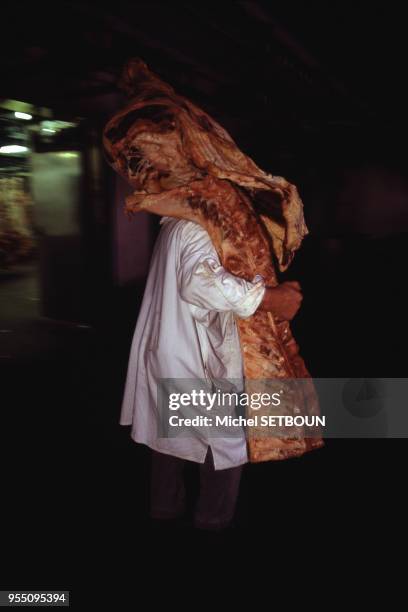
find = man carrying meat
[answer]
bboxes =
[103,58,316,531]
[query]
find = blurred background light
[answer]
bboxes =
[0,144,30,154]
[14,112,32,120]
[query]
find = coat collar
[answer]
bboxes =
[159,215,173,225]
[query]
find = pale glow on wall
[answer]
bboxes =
[14,111,32,120]
[57,152,79,158]
[0,145,30,154]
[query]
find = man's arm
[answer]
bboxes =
[177,221,303,322]
[177,222,266,319]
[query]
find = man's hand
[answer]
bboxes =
[257,281,303,321]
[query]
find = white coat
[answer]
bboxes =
[120,216,266,469]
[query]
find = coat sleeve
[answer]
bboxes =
[177,222,266,319]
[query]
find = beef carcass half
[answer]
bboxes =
[103,59,323,461]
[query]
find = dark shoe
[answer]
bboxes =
[150,516,188,530]
[193,517,237,532]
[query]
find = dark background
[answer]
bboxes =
[1,0,406,591]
